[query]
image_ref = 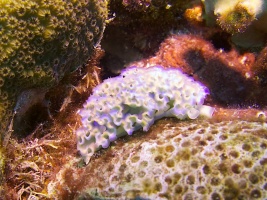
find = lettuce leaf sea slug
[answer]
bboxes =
[76,66,214,163]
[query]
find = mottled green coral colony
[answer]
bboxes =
[0,0,107,132]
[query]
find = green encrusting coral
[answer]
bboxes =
[0,0,108,134]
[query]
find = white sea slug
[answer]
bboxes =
[76,66,214,163]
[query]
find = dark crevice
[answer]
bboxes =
[208,32,232,52]
[13,103,51,140]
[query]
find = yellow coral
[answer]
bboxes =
[0,0,108,134]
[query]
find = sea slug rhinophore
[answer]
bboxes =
[76,66,214,163]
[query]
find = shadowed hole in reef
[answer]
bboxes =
[13,102,51,140]
[11,72,79,140]
[208,32,232,52]
[184,48,257,106]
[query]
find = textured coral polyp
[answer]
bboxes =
[202,0,267,48]
[0,0,107,134]
[203,0,264,34]
[48,118,267,199]
[216,3,255,33]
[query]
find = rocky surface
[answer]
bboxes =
[48,115,267,199]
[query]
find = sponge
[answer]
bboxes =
[76,66,214,163]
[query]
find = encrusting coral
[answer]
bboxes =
[76,66,214,163]
[0,0,108,135]
[48,116,267,199]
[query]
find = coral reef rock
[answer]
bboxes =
[0,0,108,134]
[3,64,103,200]
[101,0,201,74]
[130,34,264,106]
[76,66,214,163]
[48,118,267,199]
